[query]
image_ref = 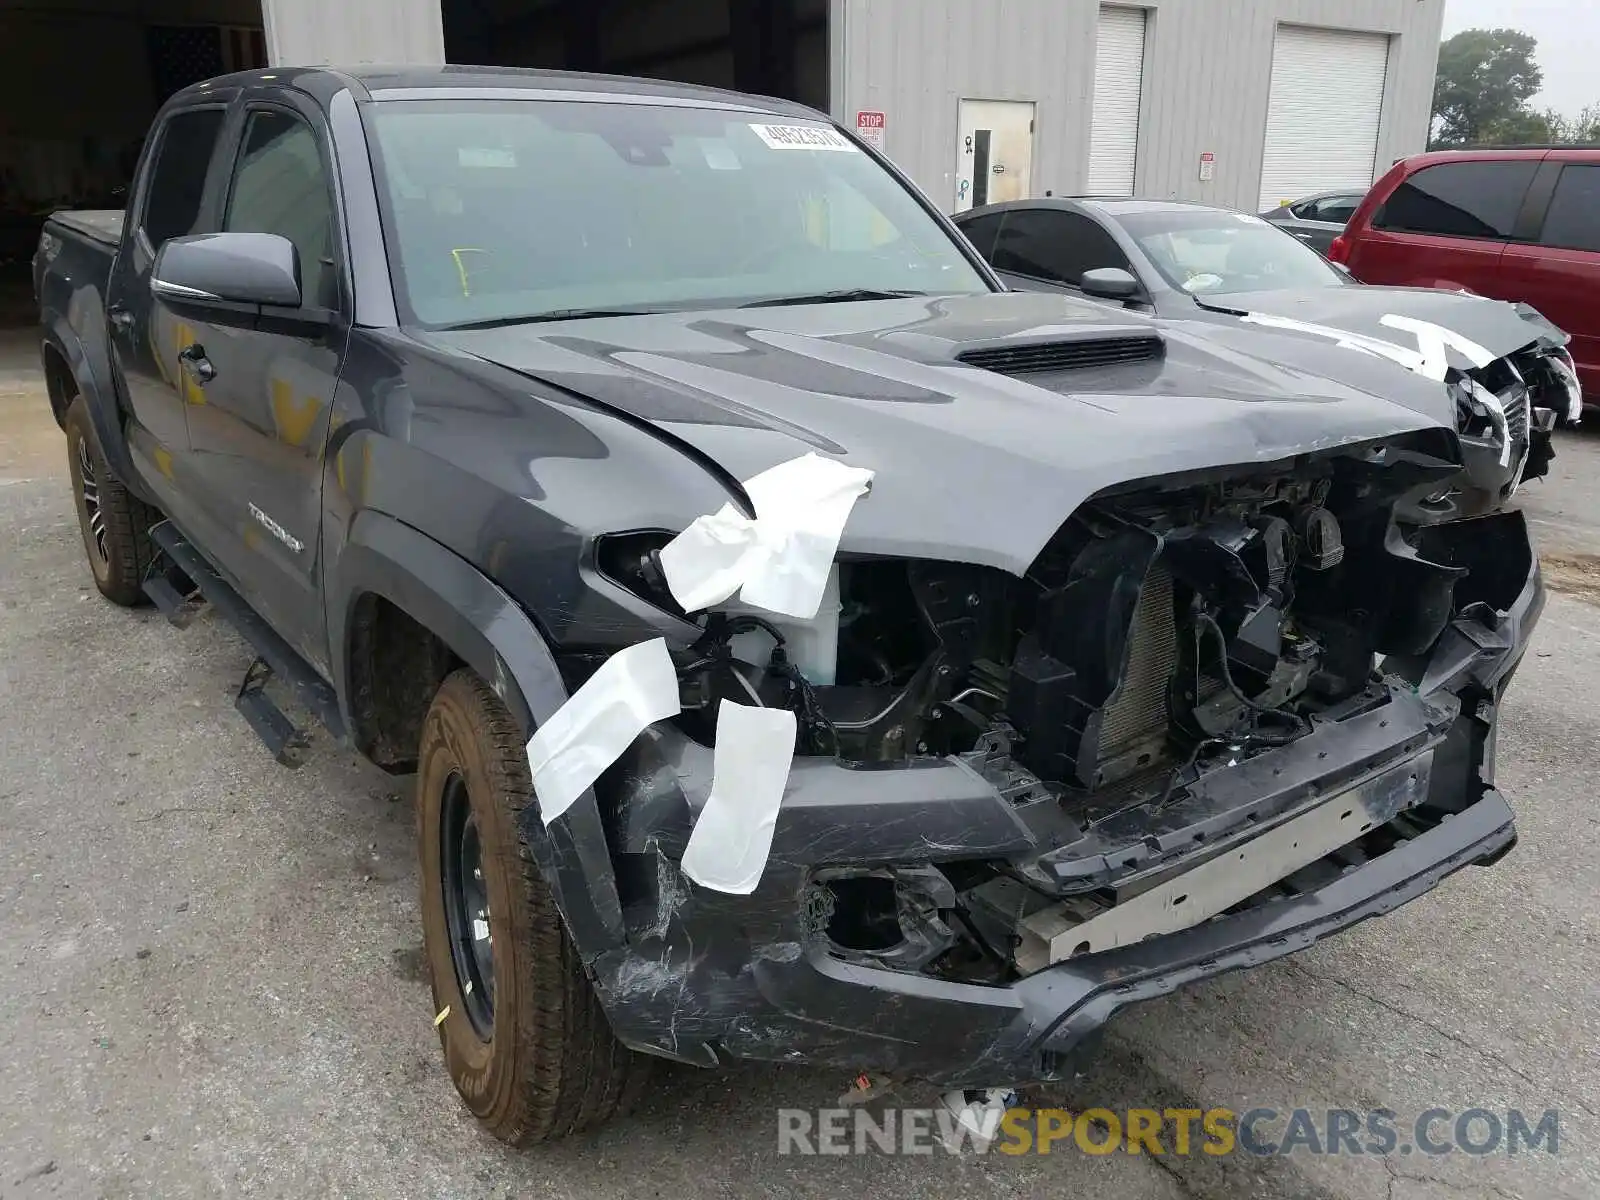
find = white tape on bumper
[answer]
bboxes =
[526,638,681,826]
[658,452,873,620]
[1461,378,1513,467]
[1552,353,1585,423]
[680,700,798,894]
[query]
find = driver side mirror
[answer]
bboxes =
[151,232,316,329]
[1080,266,1144,302]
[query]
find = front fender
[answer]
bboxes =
[329,509,626,959]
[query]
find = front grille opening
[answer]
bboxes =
[821,877,903,952]
[957,335,1163,375]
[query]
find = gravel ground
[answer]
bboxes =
[2,338,1598,1198]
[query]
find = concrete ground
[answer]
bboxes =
[2,334,1598,1199]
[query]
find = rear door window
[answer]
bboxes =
[958,212,1003,260]
[992,210,1129,285]
[1372,160,1537,240]
[141,108,227,249]
[1538,164,1600,253]
[1309,196,1360,224]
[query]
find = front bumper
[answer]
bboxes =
[567,525,1543,1085]
[621,788,1513,1085]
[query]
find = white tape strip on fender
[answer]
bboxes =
[526,638,681,826]
[1240,311,1495,382]
[658,453,874,620]
[1378,313,1494,380]
[680,700,798,894]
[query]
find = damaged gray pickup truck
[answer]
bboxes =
[36,66,1543,1145]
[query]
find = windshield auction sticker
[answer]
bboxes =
[749,123,858,151]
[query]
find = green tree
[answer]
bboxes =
[1431,29,1543,148]
[1482,108,1553,146]
[1544,103,1600,144]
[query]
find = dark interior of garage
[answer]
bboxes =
[441,0,829,111]
[0,0,829,324]
[0,0,268,320]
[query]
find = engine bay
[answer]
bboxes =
[594,437,1532,984]
[662,440,1467,803]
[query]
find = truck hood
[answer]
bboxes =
[428,291,1454,576]
[1191,285,1568,369]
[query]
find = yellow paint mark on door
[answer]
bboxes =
[270,378,323,448]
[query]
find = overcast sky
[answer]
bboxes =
[1443,0,1596,116]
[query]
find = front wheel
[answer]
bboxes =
[63,397,160,606]
[416,669,650,1144]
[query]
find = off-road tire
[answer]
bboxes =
[417,669,650,1144]
[63,396,159,606]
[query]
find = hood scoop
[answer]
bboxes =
[956,333,1163,376]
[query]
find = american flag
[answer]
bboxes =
[146,24,268,102]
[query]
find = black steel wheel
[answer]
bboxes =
[439,772,495,1038]
[416,669,651,1144]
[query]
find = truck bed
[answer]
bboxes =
[36,210,122,325]
[48,209,125,248]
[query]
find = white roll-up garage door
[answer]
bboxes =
[1258,25,1390,211]
[1087,6,1147,196]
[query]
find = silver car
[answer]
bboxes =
[1259,189,1366,255]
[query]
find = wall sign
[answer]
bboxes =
[856,110,887,151]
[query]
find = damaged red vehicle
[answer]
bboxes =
[35,66,1542,1144]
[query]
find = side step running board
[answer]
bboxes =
[144,557,204,629]
[147,521,347,767]
[237,656,311,767]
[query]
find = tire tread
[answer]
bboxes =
[425,670,649,1145]
[64,397,159,606]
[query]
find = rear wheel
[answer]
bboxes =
[416,669,650,1144]
[63,397,159,606]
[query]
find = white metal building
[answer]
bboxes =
[834,0,1446,214]
[0,0,1445,303]
[256,0,1446,215]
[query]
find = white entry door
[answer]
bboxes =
[955,99,1035,213]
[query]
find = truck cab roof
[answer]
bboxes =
[168,63,819,118]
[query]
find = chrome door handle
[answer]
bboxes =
[178,344,216,386]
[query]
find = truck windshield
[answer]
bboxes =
[366,99,991,327]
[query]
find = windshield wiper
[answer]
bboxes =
[443,306,662,331]
[739,288,931,308]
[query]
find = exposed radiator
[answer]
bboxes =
[1093,564,1177,785]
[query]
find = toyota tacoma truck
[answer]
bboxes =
[35,66,1543,1144]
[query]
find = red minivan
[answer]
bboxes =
[1333,148,1600,402]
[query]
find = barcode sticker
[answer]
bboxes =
[749,123,857,152]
